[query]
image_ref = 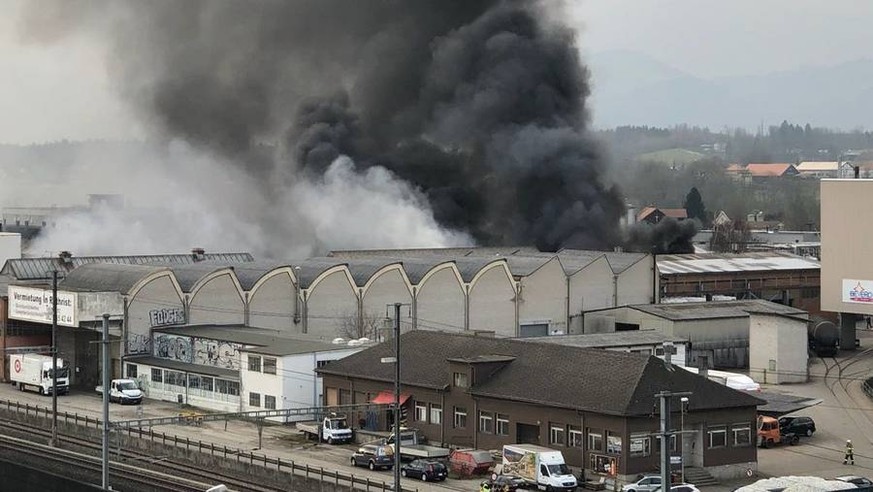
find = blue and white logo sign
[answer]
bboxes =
[843,279,873,304]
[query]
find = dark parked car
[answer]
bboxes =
[778,416,816,437]
[350,444,395,471]
[481,475,526,492]
[835,475,873,491]
[401,459,448,481]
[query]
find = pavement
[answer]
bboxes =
[2,328,873,492]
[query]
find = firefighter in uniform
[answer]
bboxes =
[844,439,855,465]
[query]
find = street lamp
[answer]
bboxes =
[680,397,689,483]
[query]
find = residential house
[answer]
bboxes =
[795,162,840,179]
[744,163,799,179]
[638,207,688,225]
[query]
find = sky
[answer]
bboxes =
[1,0,872,143]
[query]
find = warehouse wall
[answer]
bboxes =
[127,275,184,355]
[305,270,357,338]
[518,258,568,334]
[416,266,465,332]
[188,272,245,325]
[248,272,297,331]
[468,264,516,336]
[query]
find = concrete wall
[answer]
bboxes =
[187,273,245,325]
[415,266,465,332]
[76,291,124,322]
[468,265,516,336]
[518,258,567,334]
[616,256,656,306]
[569,257,615,333]
[672,317,750,369]
[749,314,808,384]
[126,275,184,355]
[248,272,297,331]
[305,270,357,338]
[821,180,873,315]
[361,267,412,327]
[0,232,21,266]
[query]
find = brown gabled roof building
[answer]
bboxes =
[318,331,763,483]
[744,163,799,178]
[638,207,688,224]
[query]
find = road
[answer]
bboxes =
[1,329,872,492]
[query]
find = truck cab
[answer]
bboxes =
[96,379,144,405]
[757,415,799,447]
[503,444,578,491]
[322,415,353,443]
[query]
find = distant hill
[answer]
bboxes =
[586,51,873,130]
[635,148,705,165]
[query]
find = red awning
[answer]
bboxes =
[371,390,411,405]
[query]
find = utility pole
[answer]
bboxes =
[655,390,691,489]
[101,313,110,490]
[393,302,402,492]
[51,270,59,447]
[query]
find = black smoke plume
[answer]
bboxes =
[625,218,700,255]
[21,0,645,254]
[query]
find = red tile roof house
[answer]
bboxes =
[637,207,689,225]
[318,331,763,485]
[743,163,799,178]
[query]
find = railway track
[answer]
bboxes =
[0,418,286,492]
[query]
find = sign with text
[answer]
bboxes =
[842,279,873,304]
[149,307,185,327]
[8,285,78,327]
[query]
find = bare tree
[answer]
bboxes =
[336,310,389,341]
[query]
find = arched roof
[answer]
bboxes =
[60,263,172,295]
[232,261,298,291]
[293,259,347,289]
[152,263,235,293]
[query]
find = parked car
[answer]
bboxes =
[622,475,663,492]
[778,416,816,437]
[400,459,448,481]
[481,475,526,492]
[834,475,873,491]
[350,444,395,471]
[652,484,700,492]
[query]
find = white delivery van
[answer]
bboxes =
[502,444,578,491]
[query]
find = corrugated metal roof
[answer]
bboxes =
[520,331,687,348]
[146,263,234,292]
[1,252,254,281]
[155,324,344,356]
[657,252,820,275]
[231,261,297,291]
[60,263,171,294]
[631,299,806,321]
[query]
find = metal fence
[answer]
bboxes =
[0,398,416,492]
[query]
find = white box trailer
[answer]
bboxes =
[10,354,69,395]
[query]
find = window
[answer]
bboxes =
[569,425,583,448]
[200,376,213,392]
[188,375,201,389]
[588,430,603,451]
[216,379,240,396]
[479,412,494,434]
[415,402,427,422]
[430,403,443,425]
[655,434,678,453]
[496,414,509,436]
[248,355,262,372]
[165,370,186,387]
[249,392,261,407]
[316,360,330,369]
[708,426,727,448]
[630,433,651,457]
[126,364,137,378]
[265,395,277,410]
[453,372,468,388]
[454,407,467,429]
[606,432,622,455]
[151,368,162,383]
[732,424,751,447]
[263,357,277,375]
[550,424,566,446]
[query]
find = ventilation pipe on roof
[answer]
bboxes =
[58,251,73,266]
[855,165,860,179]
[191,248,206,262]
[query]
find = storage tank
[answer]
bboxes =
[808,317,839,356]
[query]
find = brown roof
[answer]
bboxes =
[745,163,795,177]
[317,331,764,416]
[637,206,658,221]
[660,208,688,219]
[725,164,747,173]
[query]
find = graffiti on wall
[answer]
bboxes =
[154,334,193,363]
[193,338,240,370]
[149,308,186,327]
[128,333,152,355]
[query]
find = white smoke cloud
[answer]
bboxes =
[23,143,470,259]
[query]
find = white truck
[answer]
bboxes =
[297,414,354,444]
[95,379,144,405]
[10,354,69,395]
[386,428,450,460]
[502,444,578,491]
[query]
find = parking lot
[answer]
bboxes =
[1,332,872,492]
